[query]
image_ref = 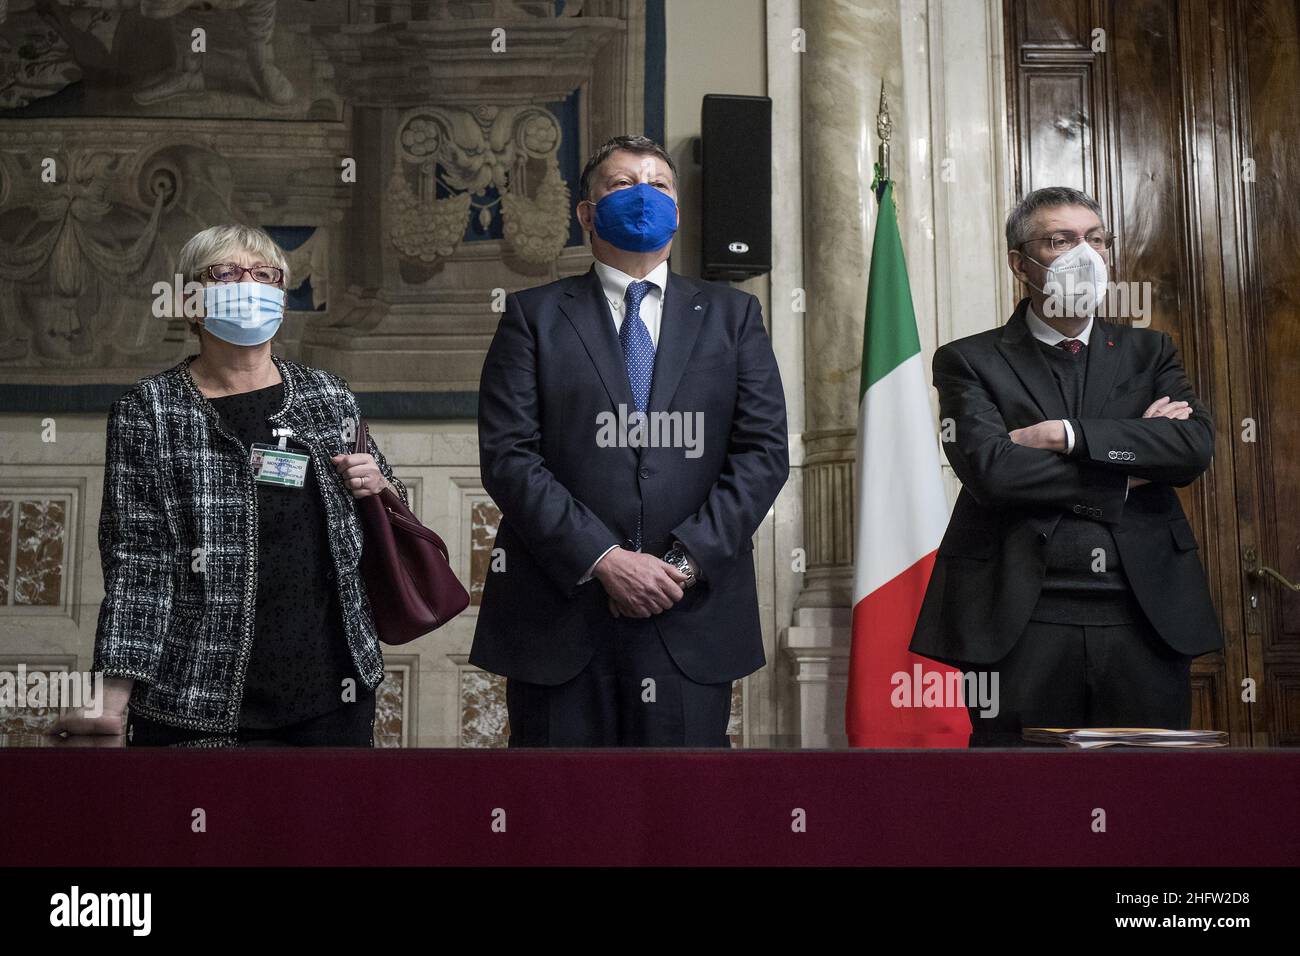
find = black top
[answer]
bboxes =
[1033,339,1138,625]
[207,381,371,729]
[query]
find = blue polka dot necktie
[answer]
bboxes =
[620,280,656,413]
[620,279,655,549]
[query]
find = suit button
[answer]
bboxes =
[638,467,651,479]
[1072,505,1083,514]
[623,538,634,549]
[1038,532,1049,543]
[1108,450,1118,460]
[1126,451,1135,461]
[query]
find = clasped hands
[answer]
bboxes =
[1008,395,1192,489]
[593,547,689,619]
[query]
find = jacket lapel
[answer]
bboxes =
[996,298,1070,421]
[647,272,705,414]
[1081,318,1122,417]
[265,353,314,439]
[559,265,636,412]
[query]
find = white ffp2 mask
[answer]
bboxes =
[1026,240,1108,318]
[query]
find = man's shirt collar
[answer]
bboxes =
[1026,301,1093,346]
[593,258,669,310]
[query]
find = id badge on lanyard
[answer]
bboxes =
[250,427,310,489]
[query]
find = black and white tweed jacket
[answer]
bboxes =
[93,353,408,733]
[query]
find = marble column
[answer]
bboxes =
[798,0,901,610]
[787,0,902,744]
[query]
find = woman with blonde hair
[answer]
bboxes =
[51,224,404,746]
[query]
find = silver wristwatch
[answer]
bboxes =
[662,543,698,589]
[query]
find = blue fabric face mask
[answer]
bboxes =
[590,182,678,253]
[200,282,285,346]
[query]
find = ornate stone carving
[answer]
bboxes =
[0,1,327,120]
[0,1,641,392]
[0,2,85,111]
[133,1,295,107]
[501,158,570,266]
[311,12,621,106]
[0,142,242,366]
[0,150,164,360]
[385,104,569,271]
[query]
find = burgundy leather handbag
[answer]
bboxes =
[352,418,469,644]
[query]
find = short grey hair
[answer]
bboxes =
[177,224,290,288]
[579,135,677,202]
[1005,187,1105,249]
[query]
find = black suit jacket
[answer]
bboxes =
[471,265,789,685]
[910,298,1223,665]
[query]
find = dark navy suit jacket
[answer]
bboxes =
[470,264,789,686]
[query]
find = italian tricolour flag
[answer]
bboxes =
[846,179,971,746]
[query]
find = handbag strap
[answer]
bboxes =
[352,415,368,456]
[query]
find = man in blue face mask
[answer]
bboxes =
[473,135,789,747]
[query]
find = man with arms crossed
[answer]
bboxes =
[911,187,1222,733]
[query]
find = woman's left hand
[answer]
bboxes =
[331,452,389,498]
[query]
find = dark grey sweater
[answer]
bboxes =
[1032,339,1140,624]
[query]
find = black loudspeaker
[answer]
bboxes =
[699,94,772,281]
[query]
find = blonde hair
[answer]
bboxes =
[177,224,289,337]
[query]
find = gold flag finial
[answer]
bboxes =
[876,80,892,183]
[876,80,892,144]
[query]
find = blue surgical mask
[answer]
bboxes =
[589,182,678,253]
[200,282,285,346]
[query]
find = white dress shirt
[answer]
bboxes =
[1025,304,1093,454]
[578,258,678,585]
[593,258,669,347]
